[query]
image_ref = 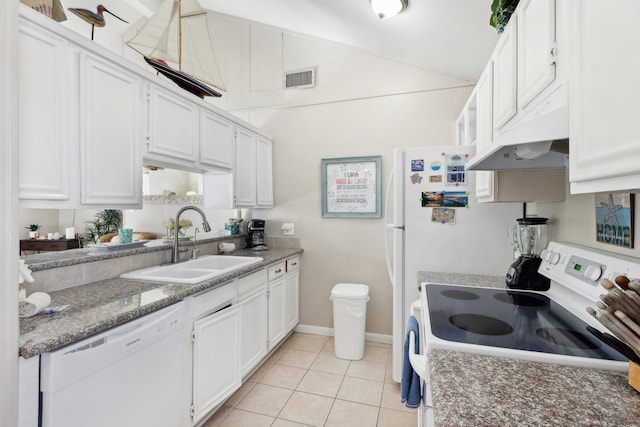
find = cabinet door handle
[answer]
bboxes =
[275,268,282,273]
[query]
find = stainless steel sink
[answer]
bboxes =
[120,255,263,284]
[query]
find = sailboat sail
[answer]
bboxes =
[126,0,226,97]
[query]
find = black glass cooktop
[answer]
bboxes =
[426,284,626,361]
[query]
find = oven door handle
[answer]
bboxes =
[408,330,427,379]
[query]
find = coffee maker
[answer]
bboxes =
[506,216,550,291]
[246,219,268,251]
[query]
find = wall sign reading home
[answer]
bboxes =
[322,156,381,218]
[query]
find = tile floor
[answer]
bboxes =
[202,333,417,427]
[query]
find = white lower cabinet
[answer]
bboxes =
[19,356,39,427]
[268,262,287,350]
[285,256,300,331]
[238,269,268,378]
[190,283,241,425]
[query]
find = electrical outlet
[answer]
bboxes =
[281,223,294,236]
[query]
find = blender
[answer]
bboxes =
[506,217,550,291]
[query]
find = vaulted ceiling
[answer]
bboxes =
[61,0,499,80]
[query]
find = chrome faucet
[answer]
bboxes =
[191,227,201,260]
[173,206,212,263]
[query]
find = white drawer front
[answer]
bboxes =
[286,256,300,273]
[191,281,237,319]
[238,268,267,297]
[268,262,286,281]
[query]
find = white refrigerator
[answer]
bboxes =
[385,146,521,382]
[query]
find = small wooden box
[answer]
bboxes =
[630,361,640,392]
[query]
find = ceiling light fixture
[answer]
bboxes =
[370,0,408,19]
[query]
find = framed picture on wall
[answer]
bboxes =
[595,192,634,248]
[321,156,382,218]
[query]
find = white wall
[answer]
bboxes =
[535,173,640,260]
[239,33,474,335]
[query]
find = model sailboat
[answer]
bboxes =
[126,0,225,98]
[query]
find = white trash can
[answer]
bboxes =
[330,283,370,360]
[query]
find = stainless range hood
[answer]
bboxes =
[466,83,570,171]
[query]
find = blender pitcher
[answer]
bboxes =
[514,217,549,257]
[506,217,550,291]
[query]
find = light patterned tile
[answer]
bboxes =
[224,380,256,408]
[362,342,390,363]
[384,360,396,384]
[310,353,350,376]
[278,391,334,426]
[272,419,312,427]
[277,349,318,369]
[218,409,274,427]
[267,346,288,364]
[380,381,416,413]
[337,376,383,406]
[321,339,335,354]
[201,405,231,427]
[324,399,379,427]
[346,359,387,382]
[236,383,292,417]
[296,370,344,398]
[282,333,329,353]
[377,407,418,427]
[258,364,307,390]
[247,362,274,383]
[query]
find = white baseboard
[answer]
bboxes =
[294,324,392,345]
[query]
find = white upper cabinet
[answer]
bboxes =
[517,0,556,109]
[200,111,234,170]
[475,62,493,151]
[203,128,274,209]
[474,62,496,202]
[256,136,274,208]
[492,0,558,135]
[568,0,640,193]
[146,85,199,166]
[19,13,142,208]
[456,90,477,147]
[18,18,75,206]
[492,19,518,131]
[234,126,257,207]
[79,53,143,206]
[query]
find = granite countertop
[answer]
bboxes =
[19,247,302,358]
[429,350,640,426]
[22,234,244,271]
[418,271,640,426]
[417,271,507,290]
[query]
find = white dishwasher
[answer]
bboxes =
[40,301,186,427]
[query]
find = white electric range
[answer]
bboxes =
[410,242,640,427]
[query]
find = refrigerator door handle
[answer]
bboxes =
[384,170,396,284]
[387,224,405,230]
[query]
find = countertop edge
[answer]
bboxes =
[19,248,303,358]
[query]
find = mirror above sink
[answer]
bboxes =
[143,166,204,204]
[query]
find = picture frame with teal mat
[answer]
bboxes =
[321,156,381,218]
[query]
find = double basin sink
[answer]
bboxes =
[121,255,263,285]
